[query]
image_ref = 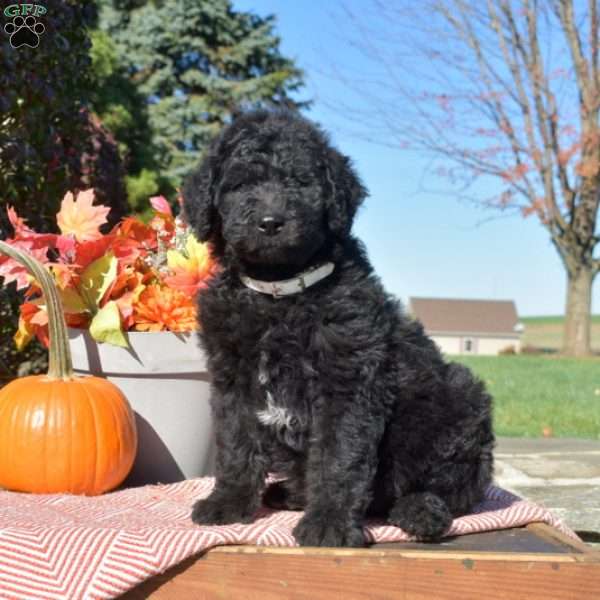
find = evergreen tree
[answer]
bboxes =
[96,0,307,194]
[89,27,161,212]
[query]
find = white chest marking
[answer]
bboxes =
[256,392,295,429]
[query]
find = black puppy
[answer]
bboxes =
[183,109,494,547]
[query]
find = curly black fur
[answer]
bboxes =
[183,109,494,547]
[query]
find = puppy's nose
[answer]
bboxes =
[258,216,284,235]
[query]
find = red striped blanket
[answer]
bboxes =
[0,479,578,599]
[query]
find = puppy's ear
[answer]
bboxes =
[182,150,219,242]
[322,149,367,237]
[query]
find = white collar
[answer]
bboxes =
[239,262,335,297]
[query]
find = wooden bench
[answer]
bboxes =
[124,523,600,599]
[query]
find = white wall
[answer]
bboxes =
[477,336,521,355]
[430,335,521,356]
[431,336,462,355]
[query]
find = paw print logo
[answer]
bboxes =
[4,15,45,49]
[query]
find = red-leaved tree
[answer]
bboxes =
[334,0,600,356]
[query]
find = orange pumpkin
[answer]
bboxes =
[0,241,137,495]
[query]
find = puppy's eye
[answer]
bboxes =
[225,181,245,193]
[294,174,313,186]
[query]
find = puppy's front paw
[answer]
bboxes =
[191,492,258,526]
[293,511,365,547]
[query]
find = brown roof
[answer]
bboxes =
[408,297,520,336]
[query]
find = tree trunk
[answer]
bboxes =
[563,265,595,357]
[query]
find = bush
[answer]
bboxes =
[0,2,127,233]
[0,2,127,381]
[126,169,160,213]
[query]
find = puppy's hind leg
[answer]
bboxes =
[387,492,453,541]
[387,365,494,541]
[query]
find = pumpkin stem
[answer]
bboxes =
[0,241,74,380]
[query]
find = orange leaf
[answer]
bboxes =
[6,206,61,252]
[116,217,158,257]
[164,235,215,295]
[16,302,49,349]
[7,206,33,236]
[48,264,76,290]
[162,271,206,296]
[0,241,49,290]
[74,235,116,269]
[112,237,144,266]
[56,189,110,242]
[575,157,600,178]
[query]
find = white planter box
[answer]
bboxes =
[68,328,215,486]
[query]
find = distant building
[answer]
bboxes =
[408,297,522,355]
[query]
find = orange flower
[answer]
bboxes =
[132,284,197,332]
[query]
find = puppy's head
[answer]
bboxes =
[182,109,367,268]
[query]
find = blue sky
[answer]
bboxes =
[235,0,598,317]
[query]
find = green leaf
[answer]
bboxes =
[89,300,129,348]
[79,253,118,311]
[59,287,88,314]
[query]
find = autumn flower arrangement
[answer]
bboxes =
[0,190,216,349]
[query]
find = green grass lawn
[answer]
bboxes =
[455,354,600,440]
[521,315,600,352]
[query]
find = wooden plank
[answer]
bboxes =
[122,527,600,599]
[359,527,580,554]
[526,523,599,556]
[125,547,600,600]
[207,543,582,563]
